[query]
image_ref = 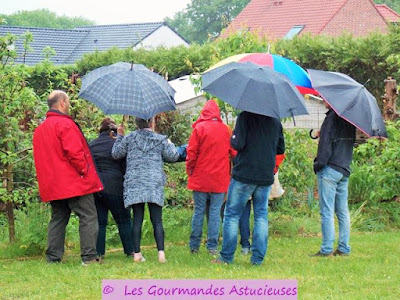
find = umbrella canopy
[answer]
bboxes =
[308,69,387,138]
[202,61,309,119]
[207,53,318,95]
[79,62,176,120]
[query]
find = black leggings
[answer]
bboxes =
[132,203,164,253]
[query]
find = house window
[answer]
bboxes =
[284,25,305,39]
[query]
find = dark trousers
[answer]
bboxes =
[132,203,164,253]
[95,192,134,256]
[46,194,98,262]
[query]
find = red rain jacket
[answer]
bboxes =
[186,100,236,193]
[33,111,103,202]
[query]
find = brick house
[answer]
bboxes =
[220,0,399,40]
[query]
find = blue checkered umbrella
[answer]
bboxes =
[79,62,176,119]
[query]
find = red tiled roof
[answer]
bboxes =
[375,4,400,22]
[222,0,389,39]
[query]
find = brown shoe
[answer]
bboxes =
[333,249,349,256]
[211,258,228,265]
[310,251,333,257]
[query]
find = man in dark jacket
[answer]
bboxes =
[216,111,285,265]
[312,102,355,257]
[33,90,103,265]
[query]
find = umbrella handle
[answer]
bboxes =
[309,129,319,139]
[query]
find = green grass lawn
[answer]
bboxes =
[1,230,399,300]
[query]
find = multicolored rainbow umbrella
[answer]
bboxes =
[207,53,318,95]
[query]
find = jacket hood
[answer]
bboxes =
[131,130,166,152]
[192,99,222,128]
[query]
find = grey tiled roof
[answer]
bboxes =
[0,26,89,65]
[0,22,174,65]
[65,22,164,64]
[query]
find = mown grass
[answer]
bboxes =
[0,207,399,300]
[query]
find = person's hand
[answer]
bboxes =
[309,129,320,139]
[117,125,125,136]
[167,138,172,144]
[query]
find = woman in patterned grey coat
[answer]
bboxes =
[112,117,179,263]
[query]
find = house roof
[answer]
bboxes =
[375,4,400,22]
[222,0,389,39]
[0,26,89,65]
[66,22,164,63]
[1,22,188,65]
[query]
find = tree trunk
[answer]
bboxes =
[6,201,15,243]
[4,162,15,242]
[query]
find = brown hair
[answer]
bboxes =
[99,118,117,133]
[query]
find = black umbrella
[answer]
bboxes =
[308,69,387,138]
[202,61,309,119]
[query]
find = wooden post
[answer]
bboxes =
[383,77,399,121]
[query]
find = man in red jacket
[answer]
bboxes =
[186,99,236,255]
[33,90,104,265]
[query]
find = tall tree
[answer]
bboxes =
[165,0,251,44]
[0,9,94,29]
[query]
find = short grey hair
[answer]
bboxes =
[47,90,68,109]
[135,117,154,129]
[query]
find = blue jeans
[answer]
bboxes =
[190,191,224,251]
[317,166,351,254]
[239,200,251,250]
[95,192,134,256]
[220,179,271,264]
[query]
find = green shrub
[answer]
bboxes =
[13,201,50,256]
[277,129,317,208]
[349,120,400,204]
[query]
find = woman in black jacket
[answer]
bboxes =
[89,118,134,258]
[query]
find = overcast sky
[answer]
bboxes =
[1,0,192,24]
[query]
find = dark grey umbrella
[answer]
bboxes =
[308,69,387,138]
[79,62,176,120]
[202,61,308,119]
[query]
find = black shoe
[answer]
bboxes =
[310,251,333,257]
[47,259,61,264]
[82,257,102,266]
[333,249,349,256]
[190,249,199,254]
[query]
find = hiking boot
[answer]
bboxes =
[310,251,333,257]
[82,257,102,266]
[333,249,350,256]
